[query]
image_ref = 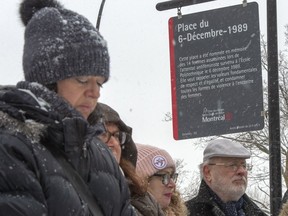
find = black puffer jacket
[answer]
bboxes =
[186,180,267,216]
[0,82,135,216]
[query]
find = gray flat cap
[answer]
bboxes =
[203,138,251,162]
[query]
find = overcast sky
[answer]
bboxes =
[1,0,287,179]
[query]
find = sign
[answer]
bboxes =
[169,2,264,140]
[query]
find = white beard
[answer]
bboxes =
[211,176,247,202]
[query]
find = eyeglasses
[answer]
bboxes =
[98,131,127,145]
[208,162,252,172]
[152,173,178,186]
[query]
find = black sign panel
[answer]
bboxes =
[169,2,264,140]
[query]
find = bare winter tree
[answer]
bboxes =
[174,158,201,201]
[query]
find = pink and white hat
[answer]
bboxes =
[136,143,175,178]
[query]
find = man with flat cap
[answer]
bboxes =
[186,138,267,216]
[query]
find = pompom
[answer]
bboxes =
[19,0,63,26]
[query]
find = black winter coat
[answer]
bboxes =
[0,82,135,216]
[186,180,267,216]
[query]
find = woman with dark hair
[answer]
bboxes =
[89,103,165,216]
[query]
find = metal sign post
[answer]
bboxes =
[267,0,281,215]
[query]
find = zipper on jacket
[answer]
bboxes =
[83,142,87,158]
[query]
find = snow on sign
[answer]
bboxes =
[169,2,264,140]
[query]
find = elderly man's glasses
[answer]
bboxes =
[208,162,252,172]
[98,131,127,145]
[152,173,178,186]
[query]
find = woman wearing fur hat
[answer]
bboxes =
[0,0,134,215]
[89,103,165,216]
[136,144,189,216]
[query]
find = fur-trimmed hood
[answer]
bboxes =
[0,110,46,144]
[0,83,62,143]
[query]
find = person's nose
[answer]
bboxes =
[167,178,176,188]
[86,84,100,99]
[107,135,119,147]
[236,165,247,175]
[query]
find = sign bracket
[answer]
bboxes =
[156,0,216,11]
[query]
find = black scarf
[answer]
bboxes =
[210,187,245,216]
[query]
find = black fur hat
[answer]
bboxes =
[19,0,110,85]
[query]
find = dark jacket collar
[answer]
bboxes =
[16,81,83,119]
[189,180,267,216]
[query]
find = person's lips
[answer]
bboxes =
[234,179,244,183]
[233,177,247,184]
[164,192,172,198]
[79,104,94,112]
